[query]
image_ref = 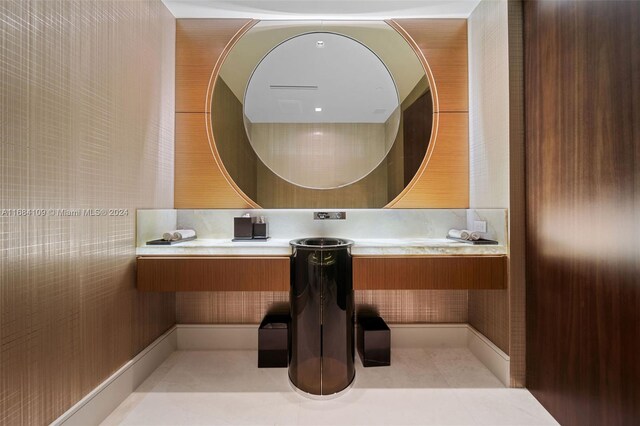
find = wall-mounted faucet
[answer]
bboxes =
[314,211,346,220]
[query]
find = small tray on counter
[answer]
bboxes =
[146,236,197,245]
[231,237,271,242]
[446,236,499,245]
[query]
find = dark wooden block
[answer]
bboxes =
[357,316,390,367]
[258,314,289,368]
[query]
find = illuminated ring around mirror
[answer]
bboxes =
[206,20,441,209]
[242,31,401,190]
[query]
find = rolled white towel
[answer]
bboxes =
[162,229,196,241]
[174,229,196,240]
[469,231,481,241]
[448,229,471,240]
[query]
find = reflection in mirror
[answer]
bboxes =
[244,32,400,190]
[212,21,432,208]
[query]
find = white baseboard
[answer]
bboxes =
[467,325,511,386]
[52,326,177,426]
[52,323,510,425]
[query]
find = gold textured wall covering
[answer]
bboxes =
[466,0,526,386]
[466,0,511,354]
[176,292,290,324]
[356,290,468,323]
[468,289,509,352]
[176,290,468,324]
[0,1,175,424]
[506,0,526,387]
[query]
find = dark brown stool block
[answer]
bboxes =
[258,314,289,368]
[357,316,390,367]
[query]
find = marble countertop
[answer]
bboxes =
[136,238,506,256]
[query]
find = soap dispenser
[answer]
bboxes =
[253,216,269,240]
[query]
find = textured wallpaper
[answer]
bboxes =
[467,0,510,355]
[467,0,527,387]
[468,0,510,209]
[0,1,175,424]
[177,290,468,324]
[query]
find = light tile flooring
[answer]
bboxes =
[102,349,558,425]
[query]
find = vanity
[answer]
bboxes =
[136,16,510,397]
[136,212,506,398]
[135,209,508,292]
[136,250,506,292]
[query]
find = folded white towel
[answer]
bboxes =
[174,229,196,240]
[469,231,481,241]
[162,229,196,241]
[448,229,471,240]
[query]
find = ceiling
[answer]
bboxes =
[244,32,399,123]
[220,21,426,124]
[161,0,481,19]
[219,21,426,109]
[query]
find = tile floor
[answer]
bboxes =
[102,349,558,425]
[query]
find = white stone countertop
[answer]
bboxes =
[136,238,507,256]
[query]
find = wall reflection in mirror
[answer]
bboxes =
[212,21,432,208]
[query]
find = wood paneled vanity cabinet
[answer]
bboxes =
[136,256,289,292]
[137,255,506,291]
[353,255,507,290]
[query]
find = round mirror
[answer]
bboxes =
[212,21,432,208]
[243,32,400,189]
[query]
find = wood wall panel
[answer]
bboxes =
[353,256,506,290]
[143,255,503,292]
[137,257,289,292]
[176,19,253,113]
[175,113,252,208]
[386,19,469,208]
[391,19,468,113]
[525,1,640,424]
[390,113,469,208]
[175,19,469,209]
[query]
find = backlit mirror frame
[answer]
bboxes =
[175,19,469,208]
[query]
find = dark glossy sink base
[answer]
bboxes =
[289,239,355,396]
[288,371,355,400]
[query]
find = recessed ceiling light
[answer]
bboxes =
[316,41,324,48]
[313,131,323,136]
[315,107,322,112]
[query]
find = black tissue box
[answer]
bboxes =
[234,217,254,239]
[258,314,289,368]
[357,316,390,367]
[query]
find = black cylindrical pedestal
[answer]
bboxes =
[289,238,355,396]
